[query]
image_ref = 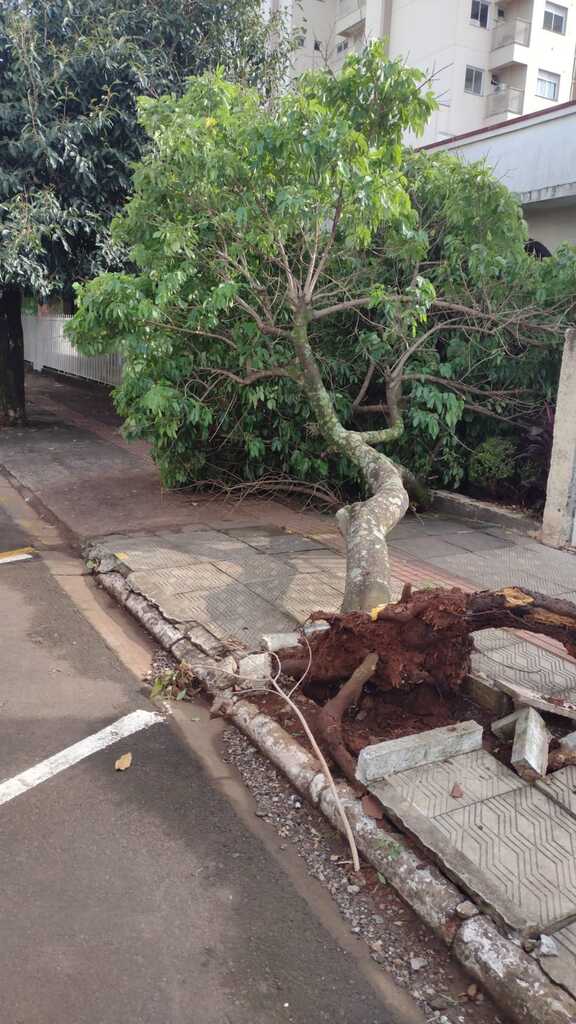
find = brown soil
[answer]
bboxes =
[248,681,498,773]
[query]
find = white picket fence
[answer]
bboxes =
[22,314,122,386]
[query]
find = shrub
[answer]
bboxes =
[468,437,517,495]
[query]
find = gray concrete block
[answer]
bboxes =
[559,730,576,752]
[491,708,525,741]
[511,708,550,782]
[237,652,273,686]
[261,631,301,652]
[356,721,483,784]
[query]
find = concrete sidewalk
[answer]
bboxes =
[4,370,576,1012]
[4,372,576,728]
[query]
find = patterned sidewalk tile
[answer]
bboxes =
[131,565,232,599]
[471,642,576,702]
[433,784,576,930]
[388,749,525,818]
[225,528,324,554]
[472,628,525,653]
[536,766,576,821]
[246,574,344,622]
[212,552,299,583]
[156,583,297,644]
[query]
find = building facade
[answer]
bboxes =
[425,99,576,249]
[274,0,576,145]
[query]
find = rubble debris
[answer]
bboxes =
[237,652,273,687]
[356,721,483,784]
[456,901,479,920]
[491,708,525,741]
[511,708,550,781]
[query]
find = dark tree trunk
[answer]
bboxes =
[0,287,26,426]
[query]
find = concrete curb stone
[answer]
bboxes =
[90,552,576,1024]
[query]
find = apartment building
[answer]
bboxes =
[273,1,576,145]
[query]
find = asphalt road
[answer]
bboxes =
[0,501,422,1024]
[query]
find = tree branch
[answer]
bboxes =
[311,296,375,320]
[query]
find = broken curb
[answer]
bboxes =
[90,556,576,1024]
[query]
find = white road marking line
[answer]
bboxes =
[0,553,34,564]
[0,546,36,565]
[0,709,164,806]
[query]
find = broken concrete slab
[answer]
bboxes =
[464,666,514,717]
[366,778,529,932]
[261,620,330,653]
[539,921,576,1000]
[237,652,273,687]
[511,708,550,781]
[356,721,483,784]
[386,749,525,818]
[491,708,526,741]
[559,730,576,752]
[472,643,576,720]
[367,748,576,934]
[261,631,300,652]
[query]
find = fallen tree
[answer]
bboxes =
[70,46,576,781]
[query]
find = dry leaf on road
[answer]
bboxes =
[450,783,464,799]
[115,752,133,771]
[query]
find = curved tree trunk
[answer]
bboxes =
[291,310,408,612]
[336,443,408,611]
[0,288,26,426]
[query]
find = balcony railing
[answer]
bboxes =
[486,85,524,117]
[337,0,365,18]
[492,16,531,49]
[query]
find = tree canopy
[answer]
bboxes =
[70,45,576,519]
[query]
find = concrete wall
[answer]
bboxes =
[524,0,576,114]
[542,329,576,548]
[525,203,576,249]
[428,102,576,249]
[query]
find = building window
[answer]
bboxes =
[313,39,322,51]
[464,66,484,95]
[336,38,349,54]
[543,2,567,34]
[536,69,560,100]
[471,1,489,28]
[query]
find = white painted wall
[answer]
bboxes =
[431,103,576,197]
[428,103,576,248]
[524,0,576,113]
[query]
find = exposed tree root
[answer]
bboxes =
[278,586,576,693]
[315,653,378,785]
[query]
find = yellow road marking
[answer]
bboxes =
[0,546,36,564]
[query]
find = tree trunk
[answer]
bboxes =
[0,288,26,426]
[291,310,408,612]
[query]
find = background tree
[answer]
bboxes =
[0,0,293,424]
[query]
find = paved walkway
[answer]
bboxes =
[4,371,576,1004]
